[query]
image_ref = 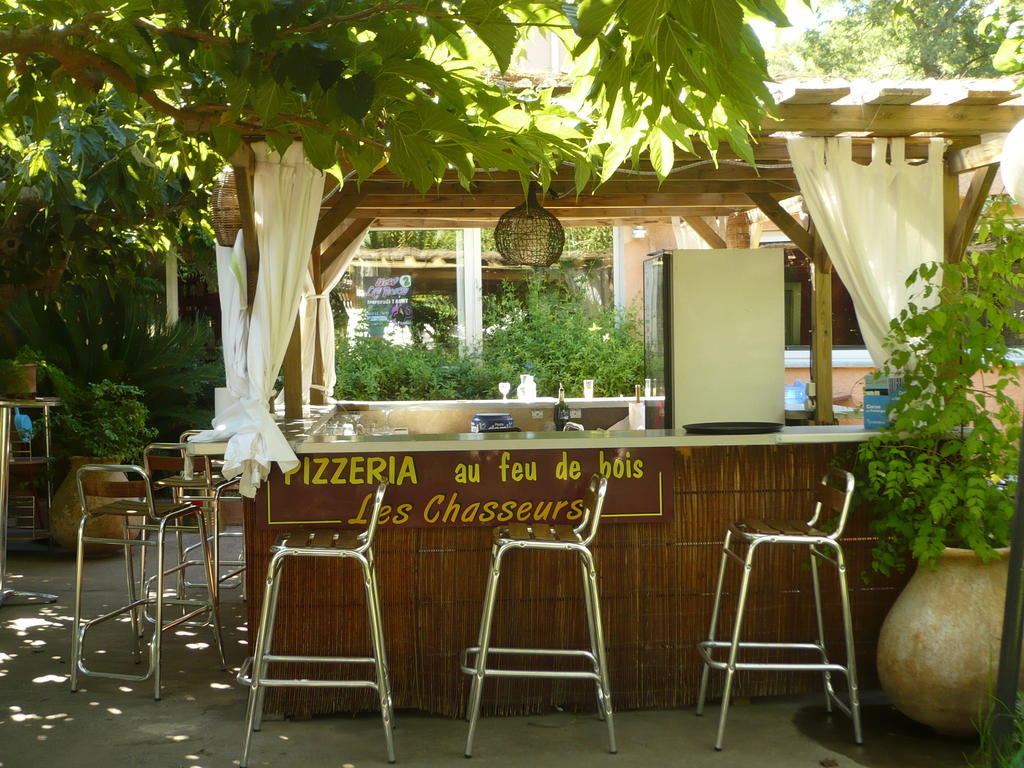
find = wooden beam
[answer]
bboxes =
[359,206,747,220]
[777,86,850,105]
[313,191,365,250]
[681,216,727,249]
[942,166,961,268]
[282,315,303,418]
[946,135,1006,174]
[371,217,689,229]
[946,164,999,264]
[309,248,325,407]
[761,104,1024,136]
[230,145,260,308]
[951,89,1018,106]
[746,193,815,257]
[353,192,777,209]
[321,218,374,277]
[862,87,930,106]
[808,224,834,425]
[353,179,800,198]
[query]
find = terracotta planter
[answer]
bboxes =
[0,363,36,398]
[50,457,141,556]
[877,547,1016,736]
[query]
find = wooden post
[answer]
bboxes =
[230,145,261,309]
[309,248,326,406]
[809,225,835,425]
[283,315,303,418]
[164,245,178,325]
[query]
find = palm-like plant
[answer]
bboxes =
[4,279,219,437]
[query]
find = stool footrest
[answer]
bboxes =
[236,655,381,689]
[698,640,850,675]
[461,646,599,680]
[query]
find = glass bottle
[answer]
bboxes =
[554,382,571,431]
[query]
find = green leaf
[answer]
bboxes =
[184,0,214,28]
[250,13,276,49]
[211,125,241,159]
[334,72,375,121]
[693,0,744,55]
[648,131,674,179]
[737,0,789,26]
[461,0,517,72]
[576,0,623,38]
[252,78,284,121]
[278,44,319,94]
[299,126,337,170]
[621,0,670,41]
[162,31,197,60]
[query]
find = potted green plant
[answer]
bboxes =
[0,346,41,398]
[48,377,156,555]
[855,204,1024,735]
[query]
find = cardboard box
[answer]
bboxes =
[863,375,903,429]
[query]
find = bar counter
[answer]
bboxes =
[198,419,904,719]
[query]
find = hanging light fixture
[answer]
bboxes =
[210,167,242,247]
[494,182,565,267]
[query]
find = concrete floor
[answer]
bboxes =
[0,542,977,768]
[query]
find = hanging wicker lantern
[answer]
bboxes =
[494,182,565,267]
[210,167,242,247]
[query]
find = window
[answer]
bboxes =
[340,226,616,351]
[783,248,864,348]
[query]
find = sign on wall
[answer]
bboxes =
[364,274,413,337]
[254,447,674,529]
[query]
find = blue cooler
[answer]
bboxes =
[471,413,517,433]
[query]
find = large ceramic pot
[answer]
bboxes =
[877,547,1015,736]
[50,457,140,556]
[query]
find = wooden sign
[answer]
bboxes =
[254,447,674,529]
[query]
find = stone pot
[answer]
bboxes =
[50,457,141,556]
[877,546,1015,736]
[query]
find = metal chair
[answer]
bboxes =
[143,438,243,600]
[238,483,394,767]
[70,463,227,700]
[461,474,615,758]
[696,467,861,750]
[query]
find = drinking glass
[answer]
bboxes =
[583,379,595,399]
[498,382,511,401]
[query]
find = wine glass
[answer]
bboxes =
[498,382,511,401]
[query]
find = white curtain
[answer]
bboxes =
[300,220,371,401]
[216,230,248,406]
[1002,119,1024,204]
[787,136,944,367]
[191,142,325,497]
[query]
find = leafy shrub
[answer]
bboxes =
[335,336,492,401]
[481,276,643,398]
[855,205,1024,575]
[52,379,156,462]
[335,273,644,401]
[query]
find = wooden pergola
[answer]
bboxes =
[227,79,1024,421]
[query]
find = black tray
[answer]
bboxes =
[683,421,783,435]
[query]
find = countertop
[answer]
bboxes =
[188,419,874,456]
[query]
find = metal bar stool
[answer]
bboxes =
[461,474,615,758]
[696,467,861,750]
[143,439,243,601]
[70,463,227,700]
[237,482,394,767]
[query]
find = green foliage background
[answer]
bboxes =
[768,0,1000,79]
[336,273,643,401]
